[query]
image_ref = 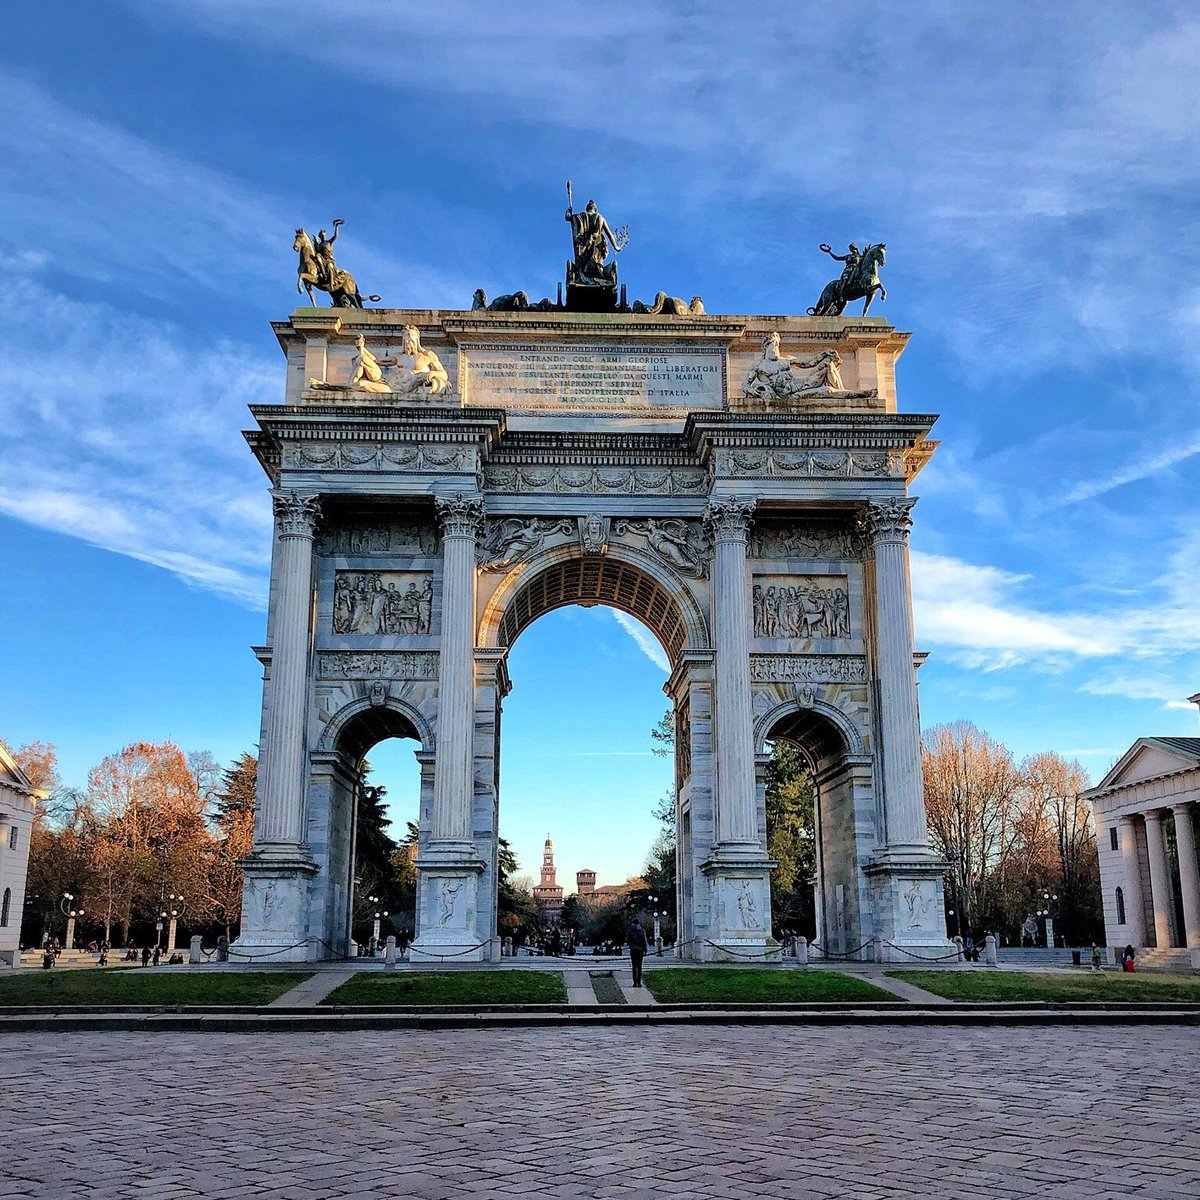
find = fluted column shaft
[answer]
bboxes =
[1143,809,1174,948]
[431,493,484,849]
[1117,815,1145,944]
[1172,803,1200,949]
[867,498,928,850]
[705,497,758,849]
[257,491,321,848]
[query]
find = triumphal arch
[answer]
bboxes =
[235,207,950,962]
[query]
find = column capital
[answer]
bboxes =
[272,490,322,539]
[864,496,916,543]
[435,491,485,538]
[1144,807,1165,824]
[1173,801,1196,817]
[704,495,757,542]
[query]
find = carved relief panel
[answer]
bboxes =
[749,519,864,561]
[333,570,433,635]
[752,576,850,639]
[321,517,437,557]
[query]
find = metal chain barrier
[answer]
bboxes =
[809,939,874,961]
[883,940,967,962]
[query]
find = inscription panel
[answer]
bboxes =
[462,343,725,409]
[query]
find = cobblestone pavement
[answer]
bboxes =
[3,1026,1197,1198]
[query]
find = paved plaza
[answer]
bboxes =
[3,1026,1197,1198]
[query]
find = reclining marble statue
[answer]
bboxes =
[308,326,449,396]
[742,332,868,401]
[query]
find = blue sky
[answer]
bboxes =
[1,2,1198,888]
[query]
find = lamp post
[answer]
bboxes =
[60,893,84,950]
[369,896,388,955]
[649,894,664,955]
[166,894,186,953]
[1037,891,1059,948]
[155,909,168,953]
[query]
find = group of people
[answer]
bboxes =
[37,938,183,969]
[333,573,432,636]
[752,582,851,640]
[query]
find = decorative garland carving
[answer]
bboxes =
[718,449,905,478]
[482,465,707,495]
[272,490,322,537]
[283,443,472,472]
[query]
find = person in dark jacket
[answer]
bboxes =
[626,919,649,988]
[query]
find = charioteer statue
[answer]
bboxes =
[564,181,629,311]
[809,240,887,317]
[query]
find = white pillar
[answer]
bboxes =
[1143,809,1174,948]
[167,916,179,953]
[256,490,321,851]
[1172,803,1200,950]
[704,496,759,852]
[430,492,484,853]
[1118,814,1145,945]
[866,497,927,850]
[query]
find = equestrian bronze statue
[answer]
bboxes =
[809,242,887,317]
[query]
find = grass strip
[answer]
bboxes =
[0,968,312,1007]
[889,969,1200,1004]
[589,972,627,1004]
[322,970,566,1006]
[645,967,899,1004]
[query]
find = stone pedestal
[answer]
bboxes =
[411,492,488,962]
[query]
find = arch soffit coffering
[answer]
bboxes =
[477,540,710,663]
[754,697,866,761]
[317,693,434,762]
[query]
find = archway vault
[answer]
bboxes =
[478,543,710,665]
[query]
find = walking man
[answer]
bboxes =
[626,916,649,989]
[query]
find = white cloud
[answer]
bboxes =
[609,611,670,673]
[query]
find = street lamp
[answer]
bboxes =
[1037,891,1060,948]
[368,896,388,955]
[165,894,187,953]
[649,894,664,955]
[60,893,84,950]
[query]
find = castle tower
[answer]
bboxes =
[532,836,565,923]
[576,869,596,896]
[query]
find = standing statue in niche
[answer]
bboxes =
[293,218,380,308]
[809,241,887,317]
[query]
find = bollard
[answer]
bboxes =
[189,935,202,965]
[872,934,884,964]
[795,936,808,966]
[503,936,513,958]
[953,935,964,964]
[384,935,397,969]
[348,938,358,960]
[984,934,998,966]
[216,934,229,962]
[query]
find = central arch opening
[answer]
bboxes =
[484,551,703,955]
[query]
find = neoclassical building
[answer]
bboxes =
[0,743,39,966]
[233,302,952,962]
[1086,695,1200,966]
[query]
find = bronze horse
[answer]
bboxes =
[809,243,887,317]
[293,228,379,308]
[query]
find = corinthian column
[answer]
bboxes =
[704,496,760,853]
[866,497,927,851]
[1171,804,1200,949]
[429,491,484,855]
[255,490,321,853]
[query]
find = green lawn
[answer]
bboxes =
[645,967,899,1004]
[890,969,1200,1004]
[322,970,567,1006]
[0,968,311,1007]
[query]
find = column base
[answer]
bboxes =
[233,850,322,964]
[863,849,956,962]
[411,855,489,962]
[700,855,780,963]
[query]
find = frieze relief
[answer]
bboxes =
[717,448,904,479]
[284,443,473,473]
[749,521,865,560]
[320,518,437,556]
[333,571,433,635]
[483,464,707,495]
[317,651,439,680]
[749,655,866,684]
[753,578,850,639]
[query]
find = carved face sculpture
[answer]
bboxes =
[763,332,781,359]
[401,325,419,356]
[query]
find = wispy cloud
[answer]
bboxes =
[609,611,670,673]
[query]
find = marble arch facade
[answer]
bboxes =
[234,307,952,962]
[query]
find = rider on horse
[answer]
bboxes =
[821,243,862,298]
